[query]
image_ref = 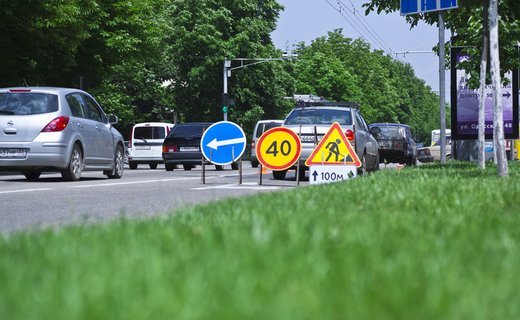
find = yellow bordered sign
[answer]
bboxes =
[256,127,301,170]
[305,122,361,167]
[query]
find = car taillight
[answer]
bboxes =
[163,144,177,152]
[251,140,255,149]
[8,89,31,93]
[41,116,69,132]
[345,129,355,141]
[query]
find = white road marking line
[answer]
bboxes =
[192,183,280,191]
[71,176,202,188]
[0,188,54,195]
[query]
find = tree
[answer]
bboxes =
[291,30,439,140]
[489,0,507,176]
[164,0,293,135]
[363,0,520,176]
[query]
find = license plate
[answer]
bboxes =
[180,147,199,152]
[300,136,315,143]
[135,146,151,150]
[0,148,27,159]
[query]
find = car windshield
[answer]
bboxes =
[0,93,58,115]
[284,108,352,125]
[373,126,405,139]
[134,126,166,140]
[256,123,282,137]
[170,124,208,138]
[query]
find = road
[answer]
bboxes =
[0,163,306,233]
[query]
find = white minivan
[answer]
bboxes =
[128,122,174,169]
[250,119,283,167]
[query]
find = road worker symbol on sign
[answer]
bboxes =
[326,139,343,162]
[305,122,361,167]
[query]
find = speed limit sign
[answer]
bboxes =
[256,127,301,170]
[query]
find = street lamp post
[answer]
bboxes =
[222,56,296,120]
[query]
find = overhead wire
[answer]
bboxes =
[323,0,394,55]
[342,0,394,54]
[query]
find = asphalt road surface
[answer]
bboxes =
[0,162,307,233]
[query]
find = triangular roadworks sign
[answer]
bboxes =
[305,122,361,167]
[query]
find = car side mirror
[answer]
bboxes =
[370,127,381,135]
[108,115,118,125]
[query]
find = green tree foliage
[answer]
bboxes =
[0,0,171,131]
[362,0,520,87]
[0,0,442,140]
[164,0,294,134]
[293,30,439,140]
[0,0,93,86]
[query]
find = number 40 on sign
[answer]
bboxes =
[256,127,301,171]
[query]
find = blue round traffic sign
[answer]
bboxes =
[200,121,246,165]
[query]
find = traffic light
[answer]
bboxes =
[222,93,229,108]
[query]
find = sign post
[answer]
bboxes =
[200,121,246,184]
[305,122,361,185]
[256,127,301,184]
[400,0,458,164]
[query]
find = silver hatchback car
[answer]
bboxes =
[0,87,125,181]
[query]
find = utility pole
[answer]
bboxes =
[223,59,231,121]
[222,55,296,120]
[439,12,447,164]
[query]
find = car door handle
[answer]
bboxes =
[77,122,83,128]
[96,126,101,132]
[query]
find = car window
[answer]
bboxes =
[355,112,369,131]
[285,108,352,125]
[82,95,106,123]
[66,94,85,118]
[170,124,208,138]
[134,126,166,139]
[372,126,404,139]
[0,93,58,115]
[255,123,282,138]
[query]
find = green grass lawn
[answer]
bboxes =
[1,162,520,319]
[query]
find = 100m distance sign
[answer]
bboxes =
[256,127,301,170]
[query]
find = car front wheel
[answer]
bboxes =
[106,145,124,179]
[357,152,367,176]
[272,170,287,180]
[62,144,83,181]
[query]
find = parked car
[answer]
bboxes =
[127,122,174,169]
[417,147,434,163]
[250,119,283,167]
[277,100,379,180]
[428,129,452,161]
[0,87,124,181]
[162,122,239,171]
[368,123,417,165]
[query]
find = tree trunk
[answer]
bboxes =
[489,0,508,176]
[478,1,489,169]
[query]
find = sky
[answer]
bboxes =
[270,0,450,94]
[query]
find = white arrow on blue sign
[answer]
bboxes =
[200,121,246,165]
[401,0,457,15]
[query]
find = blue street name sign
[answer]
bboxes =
[200,121,246,166]
[401,0,457,15]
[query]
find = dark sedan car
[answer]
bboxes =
[369,123,416,165]
[162,122,239,171]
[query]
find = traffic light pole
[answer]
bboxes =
[223,59,230,121]
[222,56,295,120]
